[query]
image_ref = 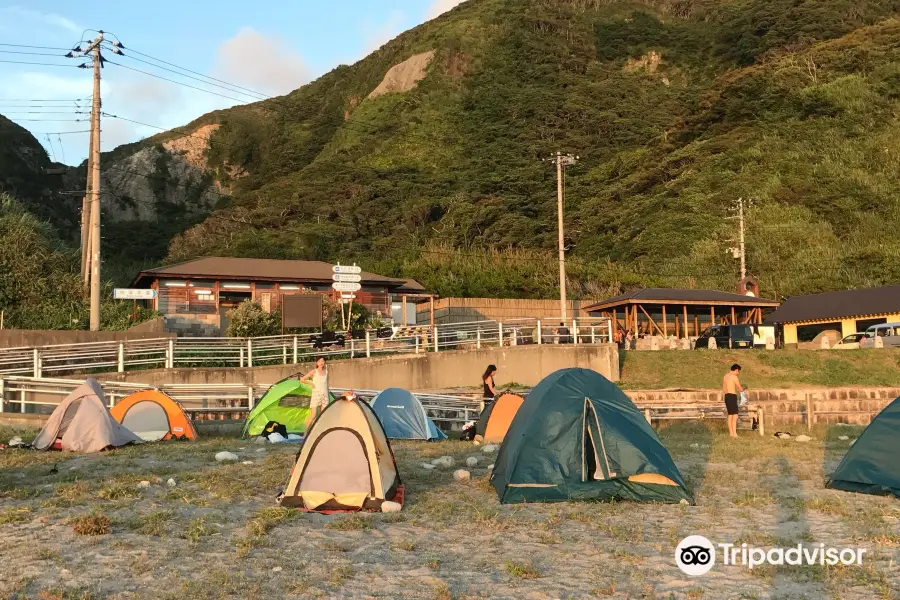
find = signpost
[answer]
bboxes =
[331,264,362,330]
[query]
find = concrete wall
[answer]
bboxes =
[418,298,601,325]
[0,329,173,348]
[101,344,620,390]
[783,313,900,347]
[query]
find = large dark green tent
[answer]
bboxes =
[826,395,900,498]
[491,368,693,504]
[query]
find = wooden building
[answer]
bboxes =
[764,285,900,347]
[132,257,430,327]
[584,288,780,339]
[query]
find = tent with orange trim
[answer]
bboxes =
[110,389,197,442]
[475,393,524,444]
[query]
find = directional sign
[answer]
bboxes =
[340,293,357,299]
[332,273,362,283]
[332,282,362,292]
[113,288,157,300]
[332,264,362,274]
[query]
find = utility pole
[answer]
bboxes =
[69,32,114,330]
[726,197,751,280]
[547,152,578,320]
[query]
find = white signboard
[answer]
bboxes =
[332,282,362,292]
[332,273,362,283]
[113,288,156,300]
[340,293,356,299]
[332,264,362,274]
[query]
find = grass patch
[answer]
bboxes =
[0,506,31,524]
[329,565,353,587]
[505,560,541,579]
[733,490,776,508]
[392,538,417,552]
[181,517,211,544]
[132,510,175,536]
[71,513,111,536]
[324,514,372,531]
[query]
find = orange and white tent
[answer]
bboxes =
[110,389,197,442]
[278,396,402,512]
[475,393,524,444]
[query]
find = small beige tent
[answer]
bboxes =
[278,397,402,512]
[32,379,142,453]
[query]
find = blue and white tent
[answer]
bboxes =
[370,388,447,441]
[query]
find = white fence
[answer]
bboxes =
[0,376,484,426]
[0,317,613,377]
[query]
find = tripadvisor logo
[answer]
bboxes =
[675,536,867,575]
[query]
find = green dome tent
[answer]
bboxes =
[491,368,693,505]
[826,395,900,498]
[242,376,335,438]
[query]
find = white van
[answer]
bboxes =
[859,322,900,348]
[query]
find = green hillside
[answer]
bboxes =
[150,0,900,300]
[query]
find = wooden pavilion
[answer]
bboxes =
[584,288,780,339]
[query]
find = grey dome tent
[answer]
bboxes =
[370,388,446,441]
[32,379,142,453]
[491,368,693,504]
[826,395,900,498]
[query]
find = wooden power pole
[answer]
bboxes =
[88,33,103,330]
[548,152,578,321]
[81,120,94,289]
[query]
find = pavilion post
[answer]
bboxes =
[675,316,679,339]
[683,305,688,338]
[662,306,667,337]
[731,306,736,325]
[694,315,699,337]
[710,306,715,328]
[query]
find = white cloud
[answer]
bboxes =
[426,0,468,20]
[363,11,406,53]
[212,27,310,97]
[3,7,81,34]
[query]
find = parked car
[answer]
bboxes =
[834,333,866,349]
[311,331,346,349]
[694,324,755,349]
[859,323,900,348]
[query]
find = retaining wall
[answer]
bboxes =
[101,344,621,389]
[0,329,174,348]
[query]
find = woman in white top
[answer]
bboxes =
[301,356,330,432]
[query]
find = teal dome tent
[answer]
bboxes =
[827,395,900,498]
[491,368,693,504]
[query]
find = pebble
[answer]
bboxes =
[242,461,254,465]
[272,567,282,573]
[381,501,402,513]
[794,435,812,443]
[487,463,495,471]
[254,437,267,445]
[166,478,176,487]
[465,457,479,468]
[482,444,499,454]
[838,435,849,441]
[137,481,151,489]
[215,451,239,462]
[421,463,436,470]
[431,456,454,468]
[256,448,266,453]
[453,469,471,482]
[473,440,481,446]
[690,443,700,448]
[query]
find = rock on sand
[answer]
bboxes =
[482,444,499,454]
[382,501,402,513]
[215,451,239,462]
[431,456,454,468]
[453,469,471,482]
[466,457,479,467]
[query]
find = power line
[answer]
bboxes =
[108,48,268,100]
[105,60,252,104]
[0,98,88,102]
[0,43,73,51]
[44,134,57,162]
[115,44,270,99]
[0,50,68,57]
[0,59,85,67]
[31,130,92,135]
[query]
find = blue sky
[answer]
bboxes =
[0,0,466,165]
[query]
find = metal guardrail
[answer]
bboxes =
[0,376,483,425]
[0,317,613,377]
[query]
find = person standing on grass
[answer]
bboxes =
[482,364,498,402]
[301,356,330,432]
[723,363,744,439]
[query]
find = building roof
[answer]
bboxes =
[584,287,780,312]
[394,278,426,293]
[764,285,900,324]
[132,257,414,289]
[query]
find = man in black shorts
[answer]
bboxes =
[722,364,743,439]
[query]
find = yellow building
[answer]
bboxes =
[764,285,900,346]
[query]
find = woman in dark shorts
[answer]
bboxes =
[722,363,743,438]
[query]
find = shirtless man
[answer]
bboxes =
[722,364,743,439]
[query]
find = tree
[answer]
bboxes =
[225,300,280,337]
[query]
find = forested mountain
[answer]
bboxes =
[5,0,900,307]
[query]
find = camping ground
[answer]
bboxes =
[0,424,897,600]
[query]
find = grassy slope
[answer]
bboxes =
[154,0,900,300]
[619,348,900,389]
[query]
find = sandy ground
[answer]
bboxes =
[0,423,896,600]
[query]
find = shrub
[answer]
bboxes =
[225,300,280,337]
